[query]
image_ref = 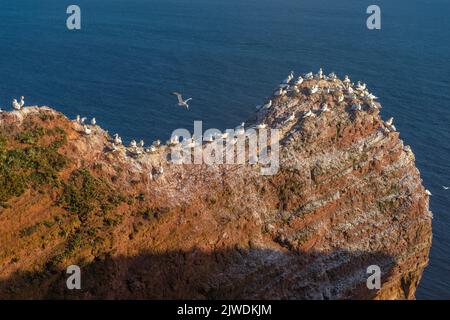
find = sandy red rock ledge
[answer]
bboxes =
[0,76,432,299]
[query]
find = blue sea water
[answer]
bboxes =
[0,0,448,299]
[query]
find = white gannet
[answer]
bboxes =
[389,125,397,132]
[295,76,304,85]
[111,143,119,152]
[365,93,378,101]
[386,117,394,126]
[18,96,25,108]
[283,71,294,84]
[328,72,337,81]
[235,126,245,136]
[351,103,362,111]
[343,75,351,84]
[263,100,272,109]
[83,125,92,135]
[204,134,215,143]
[338,95,345,103]
[130,140,137,148]
[287,113,296,122]
[114,133,122,145]
[256,123,267,129]
[76,115,81,123]
[309,85,319,94]
[148,146,157,153]
[369,101,378,110]
[303,110,315,118]
[170,135,179,145]
[12,99,21,110]
[320,103,330,113]
[0,108,2,113]
[152,139,161,147]
[304,72,314,80]
[139,140,145,148]
[80,117,87,124]
[404,145,412,153]
[356,81,366,91]
[90,118,96,125]
[317,68,324,79]
[172,92,192,109]
[425,189,432,196]
[443,186,449,190]
[346,87,354,94]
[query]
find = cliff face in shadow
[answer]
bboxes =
[0,74,432,299]
[1,248,396,300]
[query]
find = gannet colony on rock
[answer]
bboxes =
[1,69,393,175]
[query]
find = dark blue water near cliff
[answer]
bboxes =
[0,0,448,299]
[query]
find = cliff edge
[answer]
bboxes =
[0,73,432,299]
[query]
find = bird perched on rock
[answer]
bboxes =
[80,117,87,124]
[263,100,272,109]
[295,76,304,85]
[343,75,351,84]
[130,140,137,148]
[113,133,122,145]
[287,113,296,122]
[172,92,192,109]
[303,110,315,118]
[304,72,314,80]
[12,98,22,110]
[351,103,362,111]
[256,123,267,129]
[425,189,432,196]
[386,117,394,126]
[152,140,161,147]
[83,125,92,135]
[90,118,96,125]
[283,71,294,84]
[320,103,330,113]
[338,95,345,103]
[139,140,145,148]
[309,85,319,94]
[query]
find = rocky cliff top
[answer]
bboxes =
[0,71,432,299]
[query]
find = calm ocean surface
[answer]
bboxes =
[0,0,448,299]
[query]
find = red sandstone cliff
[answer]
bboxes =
[0,75,432,299]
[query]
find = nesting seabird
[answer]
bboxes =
[90,118,96,125]
[152,139,161,147]
[114,133,122,145]
[283,71,294,84]
[425,189,432,196]
[303,110,315,118]
[12,99,21,110]
[295,76,304,85]
[309,85,319,94]
[304,72,314,80]
[256,123,267,129]
[287,112,296,122]
[80,117,87,124]
[83,125,92,135]
[351,103,362,111]
[386,117,394,126]
[343,75,351,84]
[320,103,330,113]
[263,100,272,109]
[172,92,192,109]
[130,140,137,148]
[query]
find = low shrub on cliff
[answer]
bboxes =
[0,126,67,206]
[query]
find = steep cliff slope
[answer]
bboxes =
[0,74,432,299]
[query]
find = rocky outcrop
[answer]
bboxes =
[0,74,432,299]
